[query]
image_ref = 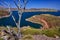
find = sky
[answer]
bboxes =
[0,0,60,10]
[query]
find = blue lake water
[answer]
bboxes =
[0,11,60,28]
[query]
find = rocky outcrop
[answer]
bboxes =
[33,35,60,40]
[26,14,60,29]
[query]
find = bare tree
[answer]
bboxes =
[0,0,30,40]
[13,0,30,39]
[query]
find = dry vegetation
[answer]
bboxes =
[0,26,60,40]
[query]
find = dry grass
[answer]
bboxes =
[0,26,60,40]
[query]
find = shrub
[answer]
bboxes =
[0,38,3,40]
[22,34,34,40]
[42,29,56,37]
[21,27,42,35]
[21,27,60,38]
[42,27,60,37]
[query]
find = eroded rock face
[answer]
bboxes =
[26,14,60,29]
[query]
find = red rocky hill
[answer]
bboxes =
[26,14,60,29]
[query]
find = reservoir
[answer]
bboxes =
[0,11,60,28]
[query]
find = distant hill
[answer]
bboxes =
[0,6,10,18]
[0,7,59,12]
[0,10,10,18]
[0,7,59,18]
[28,8,59,12]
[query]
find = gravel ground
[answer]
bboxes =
[33,35,60,40]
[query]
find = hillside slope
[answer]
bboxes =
[0,10,10,18]
[26,14,60,29]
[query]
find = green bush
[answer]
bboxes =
[21,27,60,38]
[0,38,3,40]
[42,27,60,37]
[22,34,34,40]
[21,27,42,35]
[42,29,56,37]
